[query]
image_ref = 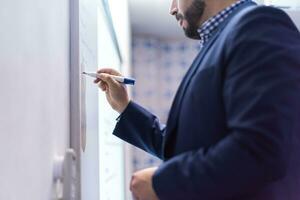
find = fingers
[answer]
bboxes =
[132,194,139,200]
[98,73,120,88]
[94,68,122,84]
[98,80,107,91]
[131,189,141,200]
[94,72,119,87]
[97,68,122,76]
[130,174,142,200]
[94,78,101,84]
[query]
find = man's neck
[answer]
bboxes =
[197,0,239,27]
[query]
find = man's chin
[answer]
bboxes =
[183,28,200,40]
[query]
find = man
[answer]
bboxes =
[94,0,300,199]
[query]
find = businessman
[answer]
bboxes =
[95,0,300,199]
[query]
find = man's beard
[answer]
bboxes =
[176,0,206,39]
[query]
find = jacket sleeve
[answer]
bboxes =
[152,7,300,200]
[113,101,166,159]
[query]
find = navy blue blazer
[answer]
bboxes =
[113,2,300,200]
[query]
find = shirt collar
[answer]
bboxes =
[197,0,252,47]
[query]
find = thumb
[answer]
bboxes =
[99,73,119,88]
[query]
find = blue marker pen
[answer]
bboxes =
[82,72,135,85]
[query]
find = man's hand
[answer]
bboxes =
[130,167,159,200]
[94,68,130,113]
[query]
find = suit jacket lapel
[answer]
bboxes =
[165,30,221,139]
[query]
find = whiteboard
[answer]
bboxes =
[79,0,99,199]
[97,2,125,200]
[70,0,125,199]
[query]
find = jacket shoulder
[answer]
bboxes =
[229,5,298,34]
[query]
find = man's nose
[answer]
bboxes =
[169,0,178,15]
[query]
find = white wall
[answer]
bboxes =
[264,0,300,8]
[0,0,70,199]
[286,10,300,31]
